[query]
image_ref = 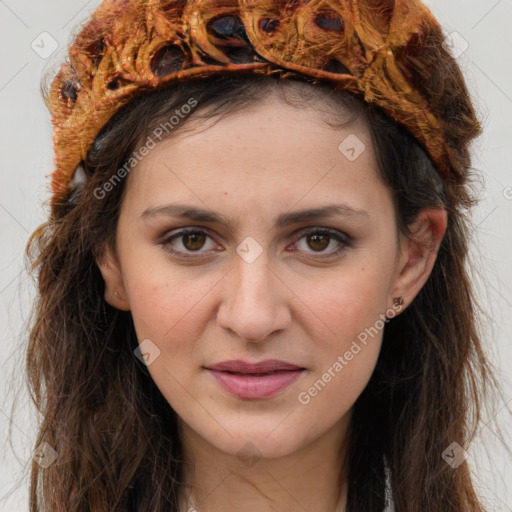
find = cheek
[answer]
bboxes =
[293,286,385,424]
[126,273,215,411]
[127,270,214,348]
[289,263,390,404]
[292,263,391,346]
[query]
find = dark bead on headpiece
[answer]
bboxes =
[107,79,119,90]
[314,13,344,32]
[150,44,186,78]
[259,18,280,33]
[61,80,78,101]
[209,15,250,43]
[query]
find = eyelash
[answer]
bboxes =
[159,227,351,260]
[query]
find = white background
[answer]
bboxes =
[0,1,511,511]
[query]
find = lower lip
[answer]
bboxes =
[206,369,304,399]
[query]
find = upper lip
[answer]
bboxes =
[205,359,304,374]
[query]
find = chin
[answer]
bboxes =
[212,432,302,461]
[187,413,322,462]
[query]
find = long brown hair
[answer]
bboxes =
[22,72,507,511]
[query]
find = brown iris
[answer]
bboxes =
[306,233,329,252]
[182,231,207,251]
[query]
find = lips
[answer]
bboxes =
[204,359,306,399]
[205,359,304,374]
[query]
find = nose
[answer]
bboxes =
[216,254,292,343]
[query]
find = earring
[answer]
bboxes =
[393,296,404,306]
[114,291,120,298]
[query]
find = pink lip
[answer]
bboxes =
[205,359,303,374]
[206,368,304,399]
[204,359,306,399]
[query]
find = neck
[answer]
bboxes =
[177,413,351,512]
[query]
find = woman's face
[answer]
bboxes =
[97,93,436,461]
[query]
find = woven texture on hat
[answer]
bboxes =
[46,0,482,210]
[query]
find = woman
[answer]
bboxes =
[25,0,502,510]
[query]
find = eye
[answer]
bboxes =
[160,228,220,257]
[290,228,350,259]
[160,227,351,259]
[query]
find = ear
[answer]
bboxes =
[94,244,131,311]
[389,208,447,312]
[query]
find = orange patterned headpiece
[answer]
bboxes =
[46,0,482,211]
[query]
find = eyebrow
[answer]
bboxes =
[140,202,369,230]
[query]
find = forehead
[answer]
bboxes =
[122,94,388,218]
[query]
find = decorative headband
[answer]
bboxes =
[45,0,482,212]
